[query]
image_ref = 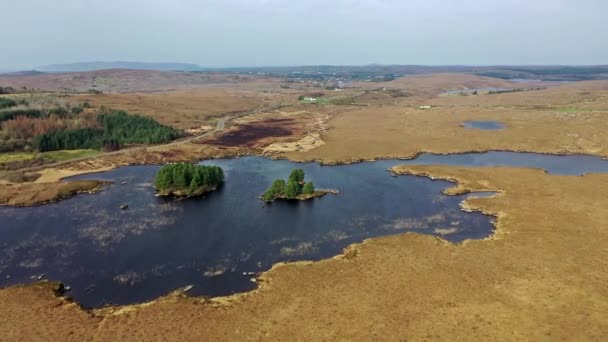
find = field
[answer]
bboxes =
[0,150,99,163]
[0,70,607,340]
[69,88,267,130]
[41,149,100,162]
[0,69,266,93]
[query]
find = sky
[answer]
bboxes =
[1,0,607,69]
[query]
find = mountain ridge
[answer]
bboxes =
[35,61,203,73]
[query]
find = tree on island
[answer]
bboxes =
[288,169,305,183]
[302,181,315,195]
[155,163,224,197]
[262,179,286,202]
[284,179,301,199]
[261,169,318,202]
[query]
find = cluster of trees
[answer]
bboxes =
[34,110,180,152]
[262,168,315,202]
[34,127,106,151]
[0,108,43,122]
[1,111,99,151]
[97,111,179,145]
[155,163,224,196]
[1,102,179,153]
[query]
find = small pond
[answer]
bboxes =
[462,121,505,130]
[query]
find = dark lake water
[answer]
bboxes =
[1,152,607,308]
[463,121,505,130]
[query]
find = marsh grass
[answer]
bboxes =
[0,149,99,164]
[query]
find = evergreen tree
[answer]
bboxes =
[288,169,305,184]
[33,110,180,152]
[262,168,321,202]
[284,180,301,198]
[302,182,315,194]
[262,179,286,201]
[155,163,224,195]
[270,179,286,195]
[155,169,167,189]
[190,171,204,191]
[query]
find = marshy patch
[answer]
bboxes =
[201,118,297,147]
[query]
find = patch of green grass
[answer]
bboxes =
[42,149,99,162]
[327,96,356,105]
[299,98,319,104]
[0,152,36,164]
[0,149,99,166]
[556,107,590,113]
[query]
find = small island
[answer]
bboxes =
[261,168,338,203]
[155,163,224,197]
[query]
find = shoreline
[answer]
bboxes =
[2,146,607,208]
[260,188,340,203]
[4,165,605,340]
[0,168,498,310]
[155,185,220,198]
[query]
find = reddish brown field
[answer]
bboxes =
[200,118,298,147]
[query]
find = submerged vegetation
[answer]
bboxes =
[155,163,224,197]
[262,168,330,202]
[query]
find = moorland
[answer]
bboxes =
[0,65,607,340]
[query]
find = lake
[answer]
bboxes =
[1,152,607,308]
[462,120,505,130]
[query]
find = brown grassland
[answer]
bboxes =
[71,89,264,129]
[0,71,607,340]
[0,69,266,93]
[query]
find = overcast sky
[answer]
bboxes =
[1,0,607,69]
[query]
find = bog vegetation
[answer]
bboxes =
[262,168,315,202]
[155,163,224,197]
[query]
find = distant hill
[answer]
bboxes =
[0,70,46,76]
[0,69,256,93]
[35,61,203,73]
